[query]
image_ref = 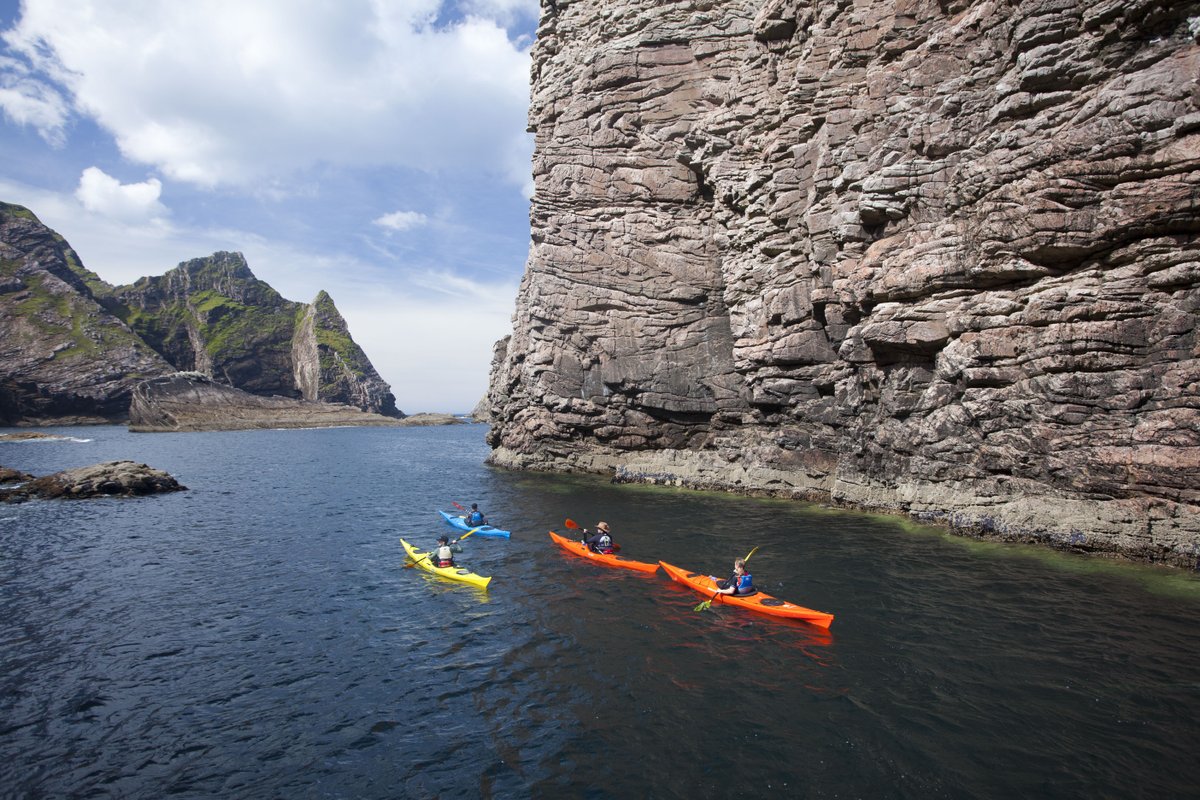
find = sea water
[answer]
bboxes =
[2,424,1198,798]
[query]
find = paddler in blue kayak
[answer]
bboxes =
[713,557,756,596]
[581,521,616,554]
[465,503,487,526]
[432,534,462,567]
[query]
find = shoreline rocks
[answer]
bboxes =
[128,373,459,432]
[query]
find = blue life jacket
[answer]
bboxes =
[733,572,755,595]
[467,511,484,525]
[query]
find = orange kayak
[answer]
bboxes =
[548,531,660,574]
[658,561,834,627]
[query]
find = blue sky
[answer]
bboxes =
[0,0,538,413]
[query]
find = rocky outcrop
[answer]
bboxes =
[128,372,411,432]
[108,254,401,417]
[0,466,35,483]
[0,203,174,423]
[485,0,1200,566]
[0,460,186,503]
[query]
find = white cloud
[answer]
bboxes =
[374,210,429,232]
[1,0,534,191]
[460,0,540,31]
[75,166,167,222]
[0,56,69,144]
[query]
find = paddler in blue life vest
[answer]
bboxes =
[581,521,616,554]
[432,534,462,567]
[713,558,756,596]
[465,503,487,527]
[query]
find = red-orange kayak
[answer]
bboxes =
[548,531,660,574]
[658,561,834,627]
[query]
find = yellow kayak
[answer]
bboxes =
[401,538,491,589]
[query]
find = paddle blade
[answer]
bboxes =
[564,518,580,530]
[693,599,713,612]
[460,527,481,541]
[452,501,466,511]
[743,545,761,563]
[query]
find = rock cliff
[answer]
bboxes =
[0,204,401,423]
[0,203,173,423]
[486,0,1200,565]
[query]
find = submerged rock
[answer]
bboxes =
[0,460,186,503]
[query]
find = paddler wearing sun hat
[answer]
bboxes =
[580,521,617,554]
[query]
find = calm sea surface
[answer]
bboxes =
[1,423,1198,799]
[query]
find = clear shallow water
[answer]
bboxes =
[1,424,1198,799]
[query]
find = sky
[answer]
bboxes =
[0,0,539,414]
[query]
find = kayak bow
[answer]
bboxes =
[548,531,659,573]
[658,561,833,627]
[401,538,491,589]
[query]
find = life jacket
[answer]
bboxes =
[434,544,454,567]
[732,572,755,595]
[466,511,484,525]
[595,533,614,554]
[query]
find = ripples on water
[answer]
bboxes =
[1,424,1198,798]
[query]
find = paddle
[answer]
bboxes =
[694,545,761,611]
[404,527,481,568]
[564,519,620,552]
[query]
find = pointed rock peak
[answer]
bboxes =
[311,290,345,322]
[147,250,283,307]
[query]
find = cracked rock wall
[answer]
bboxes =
[486,0,1200,565]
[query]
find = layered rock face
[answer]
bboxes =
[486,0,1200,565]
[0,203,173,423]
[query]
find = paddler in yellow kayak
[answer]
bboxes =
[431,534,463,567]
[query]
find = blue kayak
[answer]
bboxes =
[437,510,511,538]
